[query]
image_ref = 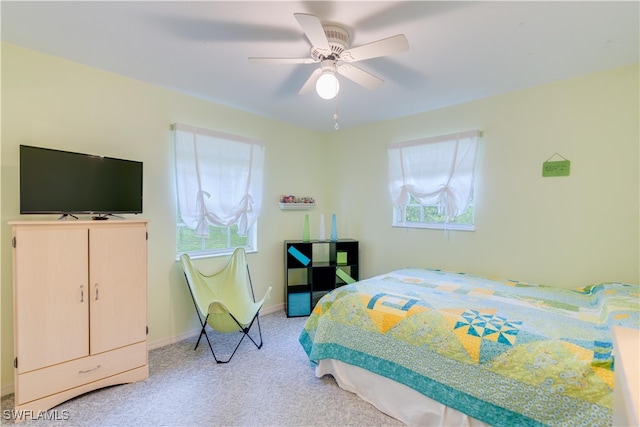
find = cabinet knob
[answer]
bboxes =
[95,284,99,300]
[80,285,84,303]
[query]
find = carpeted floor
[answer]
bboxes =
[1,310,402,426]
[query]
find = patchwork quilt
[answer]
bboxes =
[299,269,640,427]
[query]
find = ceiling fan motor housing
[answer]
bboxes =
[311,25,349,60]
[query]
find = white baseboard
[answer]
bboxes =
[260,303,285,316]
[1,383,14,398]
[147,329,199,351]
[147,303,284,350]
[1,303,287,397]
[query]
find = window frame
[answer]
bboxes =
[392,195,476,231]
[175,221,257,260]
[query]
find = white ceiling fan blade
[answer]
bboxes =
[298,68,322,95]
[340,34,409,62]
[337,63,384,90]
[249,57,317,65]
[294,13,331,56]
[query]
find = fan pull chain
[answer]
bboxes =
[333,100,340,130]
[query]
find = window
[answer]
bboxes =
[176,221,255,258]
[395,194,476,231]
[173,123,265,258]
[388,130,480,231]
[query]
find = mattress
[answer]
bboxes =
[317,358,489,426]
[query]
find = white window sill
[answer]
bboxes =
[175,247,257,261]
[392,222,475,231]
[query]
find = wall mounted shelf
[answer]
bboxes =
[278,203,316,210]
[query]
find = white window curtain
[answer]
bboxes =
[173,123,265,237]
[388,130,480,223]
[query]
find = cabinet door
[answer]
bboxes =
[13,226,89,373]
[89,224,147,354]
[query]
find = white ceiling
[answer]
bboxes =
[2,1,638,132]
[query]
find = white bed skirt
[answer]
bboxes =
[316,359,489,427]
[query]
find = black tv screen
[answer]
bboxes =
[20,145,143,215]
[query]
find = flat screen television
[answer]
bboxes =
[20,145,143,217]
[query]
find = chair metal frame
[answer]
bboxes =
[189,268,264,363]
[182,249,269,363]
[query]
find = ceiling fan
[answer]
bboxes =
[249,13,409,100]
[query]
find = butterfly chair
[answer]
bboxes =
[181,248,272,363]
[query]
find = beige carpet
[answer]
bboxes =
[1,310,402,426]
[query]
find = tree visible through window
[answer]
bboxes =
[176,222,251,257]
[400,194,475,230]
[173,123,264,258]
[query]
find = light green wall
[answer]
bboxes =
[0,43,328,392]
[326,64,639,287]
[1,42,638,393]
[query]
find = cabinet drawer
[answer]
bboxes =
[16,341,147,405]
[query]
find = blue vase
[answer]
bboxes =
[330,214,337,241]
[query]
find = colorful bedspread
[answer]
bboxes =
[299,269,639,427]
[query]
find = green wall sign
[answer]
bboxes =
[542,160,571,177]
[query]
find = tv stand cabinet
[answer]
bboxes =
[9,220,149,419]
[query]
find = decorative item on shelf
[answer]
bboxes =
[278,194,316,210]
[280,195,315,204]
[318,214,326,241]
[287,245,310,266]
[330,213,338,241]
[303,214,311,242]
[336,268,356,284]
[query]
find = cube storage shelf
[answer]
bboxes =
[285,239,359,317]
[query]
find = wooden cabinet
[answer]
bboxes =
[285,239,359,317]
[10,220,149,417]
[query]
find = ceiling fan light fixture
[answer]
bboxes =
[316,71,339,100]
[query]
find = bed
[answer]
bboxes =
[299,268,639,426]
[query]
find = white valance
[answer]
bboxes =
[174,123,265,237]
[388,130,480,223]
